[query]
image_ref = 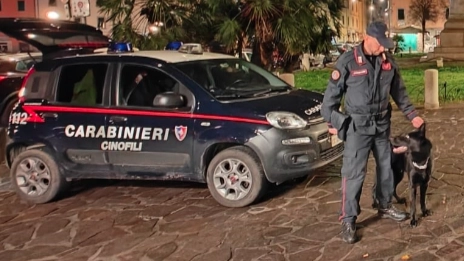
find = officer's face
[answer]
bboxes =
[366,36,385,55]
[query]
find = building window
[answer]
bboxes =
[49,0,57,6]
[18,0,25,11]
[0,0,2,12]
[342,15,345,25]
[97,17,106,29]
[398,9,405,20]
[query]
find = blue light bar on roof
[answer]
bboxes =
[165,41,183,50]
[108,42,134,53]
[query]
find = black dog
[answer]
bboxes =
[372,123,433,227]
[371,143,407,209]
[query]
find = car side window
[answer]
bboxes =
[16,57,41,72]
[118,64,185,109]
[56,63,108,106]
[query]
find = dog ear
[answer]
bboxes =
[418,122,426,137]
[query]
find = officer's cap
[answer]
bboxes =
[366,21,394,49]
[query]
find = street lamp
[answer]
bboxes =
[382,0,391,37]
[46,11,60,19]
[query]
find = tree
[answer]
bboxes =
[408,0,447,52]
[208,0,344,72]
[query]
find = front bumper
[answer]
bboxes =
[247,121,343,184]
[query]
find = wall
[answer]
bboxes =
[0,0,37,53]
[390,0,449,31]
[339,0,367,42]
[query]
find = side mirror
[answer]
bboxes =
[153,92,186,108]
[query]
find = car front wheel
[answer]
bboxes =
[10,149,67,204]
[206,146,268,208]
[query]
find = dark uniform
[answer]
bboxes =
[321,22,417,242]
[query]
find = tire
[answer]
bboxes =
[1,99,17,127]
[206,146,268,208]
[10,149,67,204]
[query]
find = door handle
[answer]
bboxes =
[42,113,58,118]
[109,116,127,123]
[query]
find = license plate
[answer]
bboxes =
[331,135,342,147]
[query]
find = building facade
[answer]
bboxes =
[36,0,112,36]
[0,0,37,52]
[386,0,449,52]
[339,0,368,43]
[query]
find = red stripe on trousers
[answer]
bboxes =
[339,177,347,221]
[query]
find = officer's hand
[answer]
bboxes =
[411,116,424,129]
[328,128,338,135]
[135,74,144,84]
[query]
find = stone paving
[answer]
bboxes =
[1,105,464,261]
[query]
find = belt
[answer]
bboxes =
[348,110,389,120]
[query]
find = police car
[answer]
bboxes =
[3,18,343,208]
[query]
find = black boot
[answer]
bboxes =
[378,205,407,222]
[340,221,357,244]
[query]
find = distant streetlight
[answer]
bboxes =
[148,21,164,35]
[46,11,60,19]
[149,25,159,33]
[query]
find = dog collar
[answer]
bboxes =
[413,157,429,170]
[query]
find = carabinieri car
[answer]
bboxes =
[3,18,343,208]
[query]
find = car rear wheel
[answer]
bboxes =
[10,149,67,204]
[1,99,17,127]
[206,146,268,208]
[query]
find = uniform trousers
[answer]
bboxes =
[338,125,394,223]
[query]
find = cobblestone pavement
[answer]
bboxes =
[1,105,464,261]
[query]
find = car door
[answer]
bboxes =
[106,61,195,177]
[28,61,113,176]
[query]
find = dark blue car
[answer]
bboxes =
[3,18,343,208]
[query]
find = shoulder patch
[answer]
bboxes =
[331,70,340,81]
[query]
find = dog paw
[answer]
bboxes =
[397,198,407,204]
[422,209,432,217]
[410,219,418,227]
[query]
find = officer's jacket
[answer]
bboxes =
[321,43,417,136]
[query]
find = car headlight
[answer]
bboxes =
[265,111,307,129]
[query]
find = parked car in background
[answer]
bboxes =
[0,52,42,126]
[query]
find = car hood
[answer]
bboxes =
[228,89,325,122]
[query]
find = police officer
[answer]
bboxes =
[321,21,424,244]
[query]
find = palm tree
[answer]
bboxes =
[208,0,344,72]
[97,0,344,72]
[96,0,139,42]
[98,0,217,50]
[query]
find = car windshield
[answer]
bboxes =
[174,59,291,100]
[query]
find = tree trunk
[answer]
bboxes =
[421,19,426,53]
[236,33,244,59]
[283,54,300,73]
[251,40,263,66]
[251,40,273,70]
